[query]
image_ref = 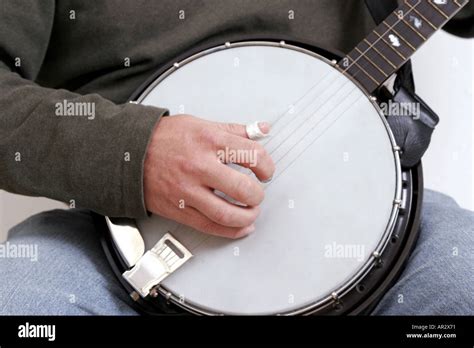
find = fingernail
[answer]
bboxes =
[258,122,271,135]
[261,176,273,183]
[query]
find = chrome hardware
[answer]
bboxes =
[130,291,140,301]
[122,233,193,298]
[150,287,160,298]
[400,188,408,211]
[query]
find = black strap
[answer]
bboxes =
[365,0,415,92]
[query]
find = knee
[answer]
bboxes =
[8,209,96,242]
[0,209,135,315]
[416,194,473,261]
[373,194,473,315]
[374,250,473,315]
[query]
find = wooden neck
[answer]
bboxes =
[338,0,469,93]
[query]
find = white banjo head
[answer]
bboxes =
[135,42,400,315]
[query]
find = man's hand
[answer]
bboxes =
[144,115,275,239]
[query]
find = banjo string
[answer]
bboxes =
[261,69,339,142]
[341,1,421,75]
[269,81,360,162]
[186,88,366,252]
[266,74,352,156]
[164,93,362,253]
[265,94,363,189]
[261,1,420,148]
[153,3,420,272]
[172,65,373,250]
[166,7,415,247]
[258,58,370,154]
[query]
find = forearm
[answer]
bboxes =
[0,68,168,218]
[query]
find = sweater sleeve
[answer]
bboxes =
[0,0,167,218]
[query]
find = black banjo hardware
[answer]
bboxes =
[96,0,469,315]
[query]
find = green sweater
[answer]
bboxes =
[0,0,472,218]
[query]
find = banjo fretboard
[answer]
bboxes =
[337,0,469,93]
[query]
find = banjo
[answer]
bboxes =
[98,0,468,315]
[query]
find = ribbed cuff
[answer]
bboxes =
[118,103,168,219]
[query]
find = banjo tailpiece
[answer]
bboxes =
[123,233,193,298]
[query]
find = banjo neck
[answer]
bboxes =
[337,0,469,93]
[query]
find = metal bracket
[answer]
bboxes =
[122,233,193,298]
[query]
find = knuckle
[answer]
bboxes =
[197,219,216,235]
[254,142,266,157]
[254,187,265,205]
[262,160,276,179]
[252,142,267,162]
[177,155,193,173]
[178,155,206,176]
[199,128,220,146]
[193,159,209,176]
[173,182,191,203]
[227,123,242,134]
[212,206,231,225]
[234,176,251,196]
[235,178,263,205]
[252,143,274,178]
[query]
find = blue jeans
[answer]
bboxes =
[1,190,472,315]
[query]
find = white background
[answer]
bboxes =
[0,30,472,242]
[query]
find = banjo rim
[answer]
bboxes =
[100,38,422,315]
